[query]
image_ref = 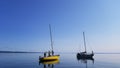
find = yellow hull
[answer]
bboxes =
[40,55,59,61]
[40,59,59,64]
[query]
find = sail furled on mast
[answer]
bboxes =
[49,24,53,51]
[83,32,87,53]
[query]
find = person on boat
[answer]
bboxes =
[44,52,47,57]
[51,50,54,56]
[92,51,94,56]
[92,51,93,54]
[48,51,51,56]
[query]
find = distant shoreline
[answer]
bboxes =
[0,51,42,53]
[0,51,120,54]
[95,53,120,54]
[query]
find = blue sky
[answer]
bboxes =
[0,0,120,52]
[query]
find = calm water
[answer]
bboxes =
[0,53,120,68]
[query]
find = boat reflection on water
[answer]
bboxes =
[39,59,59,68]
[77,55,94,68]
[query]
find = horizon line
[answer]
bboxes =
[0,50,120,54]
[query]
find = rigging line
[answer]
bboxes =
[83,32,93,52]
[87,42,93,51]
[78,43,81,52]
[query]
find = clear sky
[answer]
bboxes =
[0,0,120,52]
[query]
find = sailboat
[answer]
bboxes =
[39,24,60,62]
[77,32,94,59]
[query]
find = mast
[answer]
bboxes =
[83,32,87,53]
[49,24,53,51]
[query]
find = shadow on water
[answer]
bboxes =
[76,54,94,68]
[39,60,59,68]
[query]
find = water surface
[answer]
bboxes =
[0,53,120,68]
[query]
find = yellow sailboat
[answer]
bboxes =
[39,24,60,62]
[40,59,59,64]
[40,55,60,61]
[41,59,59,64]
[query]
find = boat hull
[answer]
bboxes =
[77,53,94,59]
[39,55,60,62]
[39,59,59,64]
